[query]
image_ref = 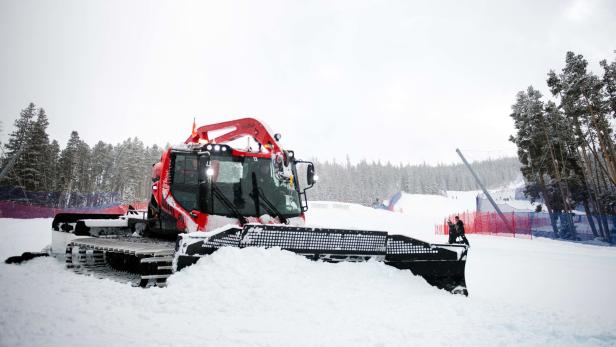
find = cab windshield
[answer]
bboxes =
[205,155,301,218]
[170,152,302,218]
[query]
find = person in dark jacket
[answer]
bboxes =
[447,219,457,244]
[454,216,470,246]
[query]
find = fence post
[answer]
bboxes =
[528,212,532,239]
[512,212,516,238]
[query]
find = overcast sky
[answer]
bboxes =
[1,0,615,164]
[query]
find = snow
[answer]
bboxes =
[307,191,477,243]
[475,181,548,213]
[2,195,616,346]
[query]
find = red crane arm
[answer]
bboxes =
[185,117,282,153]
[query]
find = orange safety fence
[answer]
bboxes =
[0,200,148,219]
[436,212,616,241]
[435,211,534,239]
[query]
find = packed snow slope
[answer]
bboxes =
[309,190,477,243]
[2,195,616,346]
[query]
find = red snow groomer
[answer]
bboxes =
[51,118,468,294]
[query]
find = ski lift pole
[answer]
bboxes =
[456,148,514,234]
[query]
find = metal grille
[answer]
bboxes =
[71,237,175,256]
[202,230,241,248]
[240,226,387,253]
[386,238,439,255]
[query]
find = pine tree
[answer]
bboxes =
[90,141,114,193]
[506,52,616,242]
[58,131,88,207]
[47,140,61,192]
[2,103,36,189]
[141,144,163,199]
[111,137,146,203]
[75,140,92,195]
[600,53,616,119]
[548,52,616,186]
[509,87,563,236]
[29,108,52,191]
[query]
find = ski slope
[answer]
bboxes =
[309,190,478,242]
[1,195,616,346]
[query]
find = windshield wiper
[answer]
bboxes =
[211,184,248,225]
[251,172,288,224]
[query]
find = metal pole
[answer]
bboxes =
[456,148,514,234]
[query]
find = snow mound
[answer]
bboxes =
[167,246,442,322]
[2,205,616,346]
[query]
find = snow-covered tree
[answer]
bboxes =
[509,51,616,242]
[28,108,53,191]
[58,131,91,206]
[47,140,61,191]
[1,103,36,188]
[600,53,616,119]
[90,141,114,193]
[308,156,521,205]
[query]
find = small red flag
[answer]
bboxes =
[191,118,197,137]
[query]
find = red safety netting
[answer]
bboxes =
[0,200,148,219]
[435,211,536,239]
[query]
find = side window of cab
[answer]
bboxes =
[171,153,198,211]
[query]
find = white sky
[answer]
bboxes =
[1,0,615,164]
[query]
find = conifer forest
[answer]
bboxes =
[0,103,520,207]
[509,51,616,241]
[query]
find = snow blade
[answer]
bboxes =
[385,234,468,295]
[176,225,469,295]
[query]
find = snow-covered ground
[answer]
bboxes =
[309,191,477,243]
[1,195,616,346]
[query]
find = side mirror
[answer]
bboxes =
[306,163,316,186]
[295,160,316,194]
[294,160,316,212]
